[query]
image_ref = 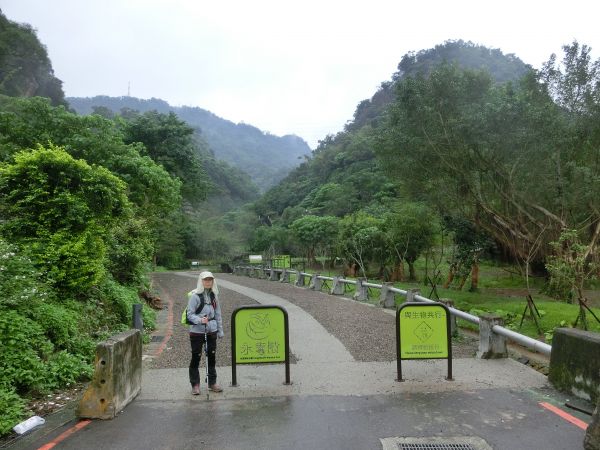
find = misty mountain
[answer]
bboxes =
[67,96,311,191]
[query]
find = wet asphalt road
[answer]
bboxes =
[9,271,591,450]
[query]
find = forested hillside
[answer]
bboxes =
[67,96,312,191]
[254,41,531,220]
[246,40,600,298]
[0,11,65,106]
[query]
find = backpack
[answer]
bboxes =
[180,290,215,325]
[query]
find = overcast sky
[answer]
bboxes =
[2,0,599,149]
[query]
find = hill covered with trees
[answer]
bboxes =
[0,10,65,106]
[244,40,599,300]
[67,96,312,191]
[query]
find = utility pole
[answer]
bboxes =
[127,81,130,97]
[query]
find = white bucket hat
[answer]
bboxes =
[196,271,219,294]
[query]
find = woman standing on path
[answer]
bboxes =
[187,271,224,395]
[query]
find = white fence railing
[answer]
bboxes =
[233,265,552,357]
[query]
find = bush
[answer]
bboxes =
[84,277,156,334]
[28,302,93,357]
[0,238,51,309]
[45,351,93,390]
[0,310,52,393]
[0,388,25,436]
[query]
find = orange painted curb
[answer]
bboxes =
[37,419,91,450]
[540,402,589,430]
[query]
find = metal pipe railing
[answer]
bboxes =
[233,265,550,354]
[492,325,552,356]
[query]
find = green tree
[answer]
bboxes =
[289,215,339,266]
[0,145,130,295]
[375,46,600,271]
[385,203,437,281]
[338,212,385,278]
[120,110,210,203]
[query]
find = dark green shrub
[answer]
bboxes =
[45,351,93,390]
[0,310,52,392]
[0,388,25,436]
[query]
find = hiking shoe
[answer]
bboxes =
[209,384,223,392]
[192,384,200,395]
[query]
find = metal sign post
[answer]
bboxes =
[396,302,453,381]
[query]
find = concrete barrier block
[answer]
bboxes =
[78,329,142,419]
[549,328,600,404]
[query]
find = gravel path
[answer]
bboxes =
[148,272,478,369]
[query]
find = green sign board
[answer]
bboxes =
[272,255,291,269]
[399,304,449,359]
[396,302,453,381]
[234,307,286,363]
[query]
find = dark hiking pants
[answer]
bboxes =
[189,332,217,386]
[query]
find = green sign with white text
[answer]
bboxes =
[399,304,449,359]
[234,307,286,363]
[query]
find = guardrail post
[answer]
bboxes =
[280,269,290,283]
[353,278,368,301]
[380,282,396,309]
[330,276,344,295]
[477,313,507,359]
[440,298,458,337]
[309,273,323,291]
[269,268,279,281]
[406,288,420,303]
[295,271,306,287]
[132,304,143,331]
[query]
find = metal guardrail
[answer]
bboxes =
[234,265,552,356]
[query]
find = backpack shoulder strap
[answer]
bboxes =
[195,293,206,315]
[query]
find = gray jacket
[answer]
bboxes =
[187,290,224,337]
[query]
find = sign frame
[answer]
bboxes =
[231,305,291,386]
[272,255,291,269]
[396,302,453,382]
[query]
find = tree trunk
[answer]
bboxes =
[408,261,416,281]
[344,262,357,278]
[457,274,468,291]
[470,261,480,292]
[443,263,456,288]
[390,261,405,282]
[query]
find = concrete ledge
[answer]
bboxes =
[549,328,600,403]
[78,329,142,419]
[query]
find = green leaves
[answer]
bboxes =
[0,146,131,295]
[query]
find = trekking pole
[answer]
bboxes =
[204,320,210,401]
